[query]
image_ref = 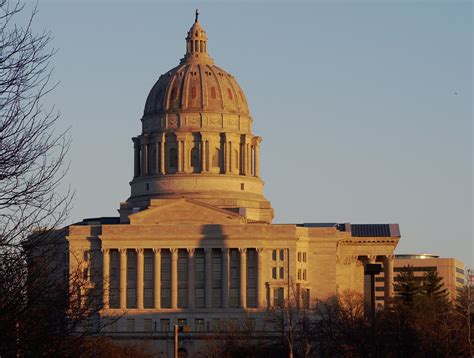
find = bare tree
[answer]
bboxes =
[0,0,75,355]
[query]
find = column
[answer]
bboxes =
[137,249,144,309]
[171,248,178,309]
[177,140,183,173]
[247,143,251,175]
[155,139,160,174]
[241,142,246,175]
[160,133,166,174]
[187,248,195,309]
[239,248,247,309]
[205,248,212,308]
[119,248,127,309]
[183,139,189,173]
[255,142,260,178]
[384,255,394,305]
[102,248,110,309]
[222,248,230,308]
[224,139,230,174]
[133,139,140,177]
[201,138,207,173]
[256,248,265,308]
[153,249,161,309]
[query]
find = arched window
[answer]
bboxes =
[169,148,177,169]
[210,87,217,99]
[170,87,177,101]
[212,148,220,168]
[191,147,200,172]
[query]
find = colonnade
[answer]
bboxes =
[102,247,266,310]
[133,134,260,177]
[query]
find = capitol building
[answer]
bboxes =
[65,13,400,354]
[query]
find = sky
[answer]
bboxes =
[24,1,472,266]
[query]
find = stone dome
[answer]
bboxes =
[123,11,273,224]
[143,18,250,117]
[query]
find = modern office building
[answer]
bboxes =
[374,253,465,305]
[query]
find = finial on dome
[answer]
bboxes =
[195,9,199,23]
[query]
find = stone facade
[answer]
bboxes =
[64,13,401,356]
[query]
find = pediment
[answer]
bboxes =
[129,198,245,225]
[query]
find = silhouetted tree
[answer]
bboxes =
[422,270,448,301]
[393,265,421,305]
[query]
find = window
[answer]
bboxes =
[126,319,135,332]
[161,251,171,308]
[195,288,205,308]
[298,252,301,262]
[303,269,307,281]
[303,252,307,262]
[279,267,284,279]
[298,269,301,280]
[456,267,465,275]
[375,287,384,292]
[191,147,200,171]
[304,289,310,309]
[160,319,170,332]
[144,319,152,332]
[212,288,222,308]
[247,288,256,308]
[210,87,217,99]
[279,250,284,261]
[178,251,187,308]
[144,288,153,308]
[177,318,187,330]
[169,148,178,169]
[195,319,205,332]
[212,318,221,332]
[230,288,239,308]
[457,277,465,284]
[127,250,137,308]
[272,250,277,261]
[274,287,284,307]
[272,267,277,279]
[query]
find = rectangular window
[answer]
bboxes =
[247,288,256,308]
[178,288,187,308]
[161,251,171,308]
[127,288,137,308]
[144,288,153,308]
[298,252,301,262]
[161,288,170,308]
[177,318,187,329]
[126,319,135,332]
[303,252,307,262]
[160,319,170,332]
[273,287,284,307]
[272,250,277,261]
[303,269,307,281]
[109,288,119,308]
[195,318,205,332]
[230,288,239,308]
[195,288,205,308]
[272,267,277,279]
[212,288,222,308]
[195,252,205,282]
[279,250,284,261]
[144,318,152,332]
[305,289,310,309]
[279,267,284,279]
[212,318,221,332]
[298,269,301,280]
[144,252,153,281]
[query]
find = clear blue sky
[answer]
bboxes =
[30,1,472,266]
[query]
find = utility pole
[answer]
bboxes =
[468,269,472,357]
[174,324,179,358]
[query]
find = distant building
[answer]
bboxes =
[375,253,465,305]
